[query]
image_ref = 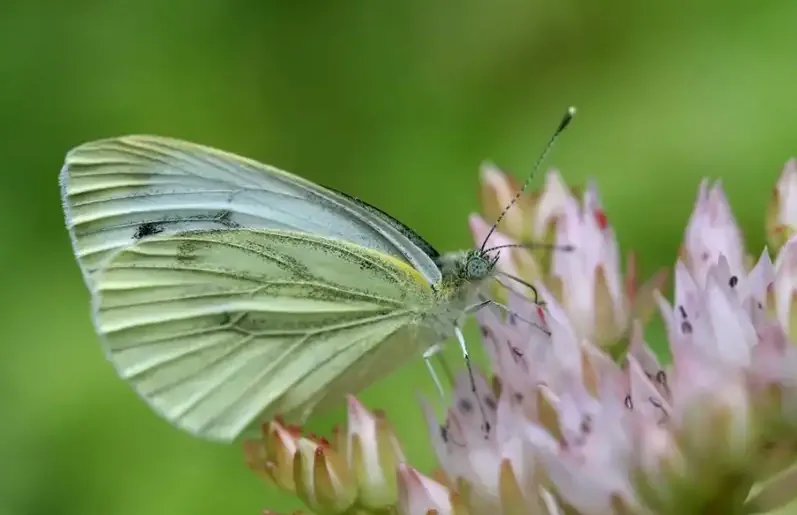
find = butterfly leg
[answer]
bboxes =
[468,297,551,336]
[465,298,492,314]
[454,326,491,438]
[422,343,448,403]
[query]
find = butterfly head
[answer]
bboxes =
[435,249,498,286]
[464,249,499,281]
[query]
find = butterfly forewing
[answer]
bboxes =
[91,228,436,441]
[61,135,441,285]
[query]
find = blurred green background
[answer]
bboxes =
[2,1,797,514]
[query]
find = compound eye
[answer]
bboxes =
[467,257,489,278]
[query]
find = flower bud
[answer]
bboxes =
[345,395,405,510]
[293,437,357,514]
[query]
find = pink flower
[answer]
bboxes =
[471,166,667,351]
[249,158,797,515]
[246,397,405,514]
[408,252,797,514]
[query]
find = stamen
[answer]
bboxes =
[655,370,671,395]
[624,395,634,410]
[457,398,473,414]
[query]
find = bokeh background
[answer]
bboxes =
[2,1,797,514]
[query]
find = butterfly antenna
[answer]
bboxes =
[479,106,577,252]
[482,242,576,254]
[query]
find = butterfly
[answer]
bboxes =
[60,108,574,442]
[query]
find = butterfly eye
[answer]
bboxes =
[466,255,491,279]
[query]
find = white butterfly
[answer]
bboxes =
[59,109,573,442]
[60,135,505,441]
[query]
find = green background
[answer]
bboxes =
[2,1,797,514]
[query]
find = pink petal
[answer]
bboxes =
[775,158,797,227]
[773,234,797,332]
[397,464,453,515]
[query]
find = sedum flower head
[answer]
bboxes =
[246,396,405,514]
[471,165,668,353]
[249,158,797,515]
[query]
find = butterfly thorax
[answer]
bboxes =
[421,249,498,337]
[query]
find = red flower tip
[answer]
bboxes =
[536,305,547,325]
[594,209,609,230]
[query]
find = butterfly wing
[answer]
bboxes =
[92,228,438,441]
[60,135,442,286]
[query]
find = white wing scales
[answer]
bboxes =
[92,229,436,441]
[61,135,441,284]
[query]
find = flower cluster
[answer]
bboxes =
[246,160,797,515]
[471,165,668,353]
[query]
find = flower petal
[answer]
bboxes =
[397,464,456,515]
[683,179,745,285]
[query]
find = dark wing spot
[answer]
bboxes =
[681,321,693,334]
[729,275,739,288]
[483,396,498,411]
[678,305,687,319]
[133,222,164,240]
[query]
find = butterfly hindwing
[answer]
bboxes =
[92,228,437,441]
